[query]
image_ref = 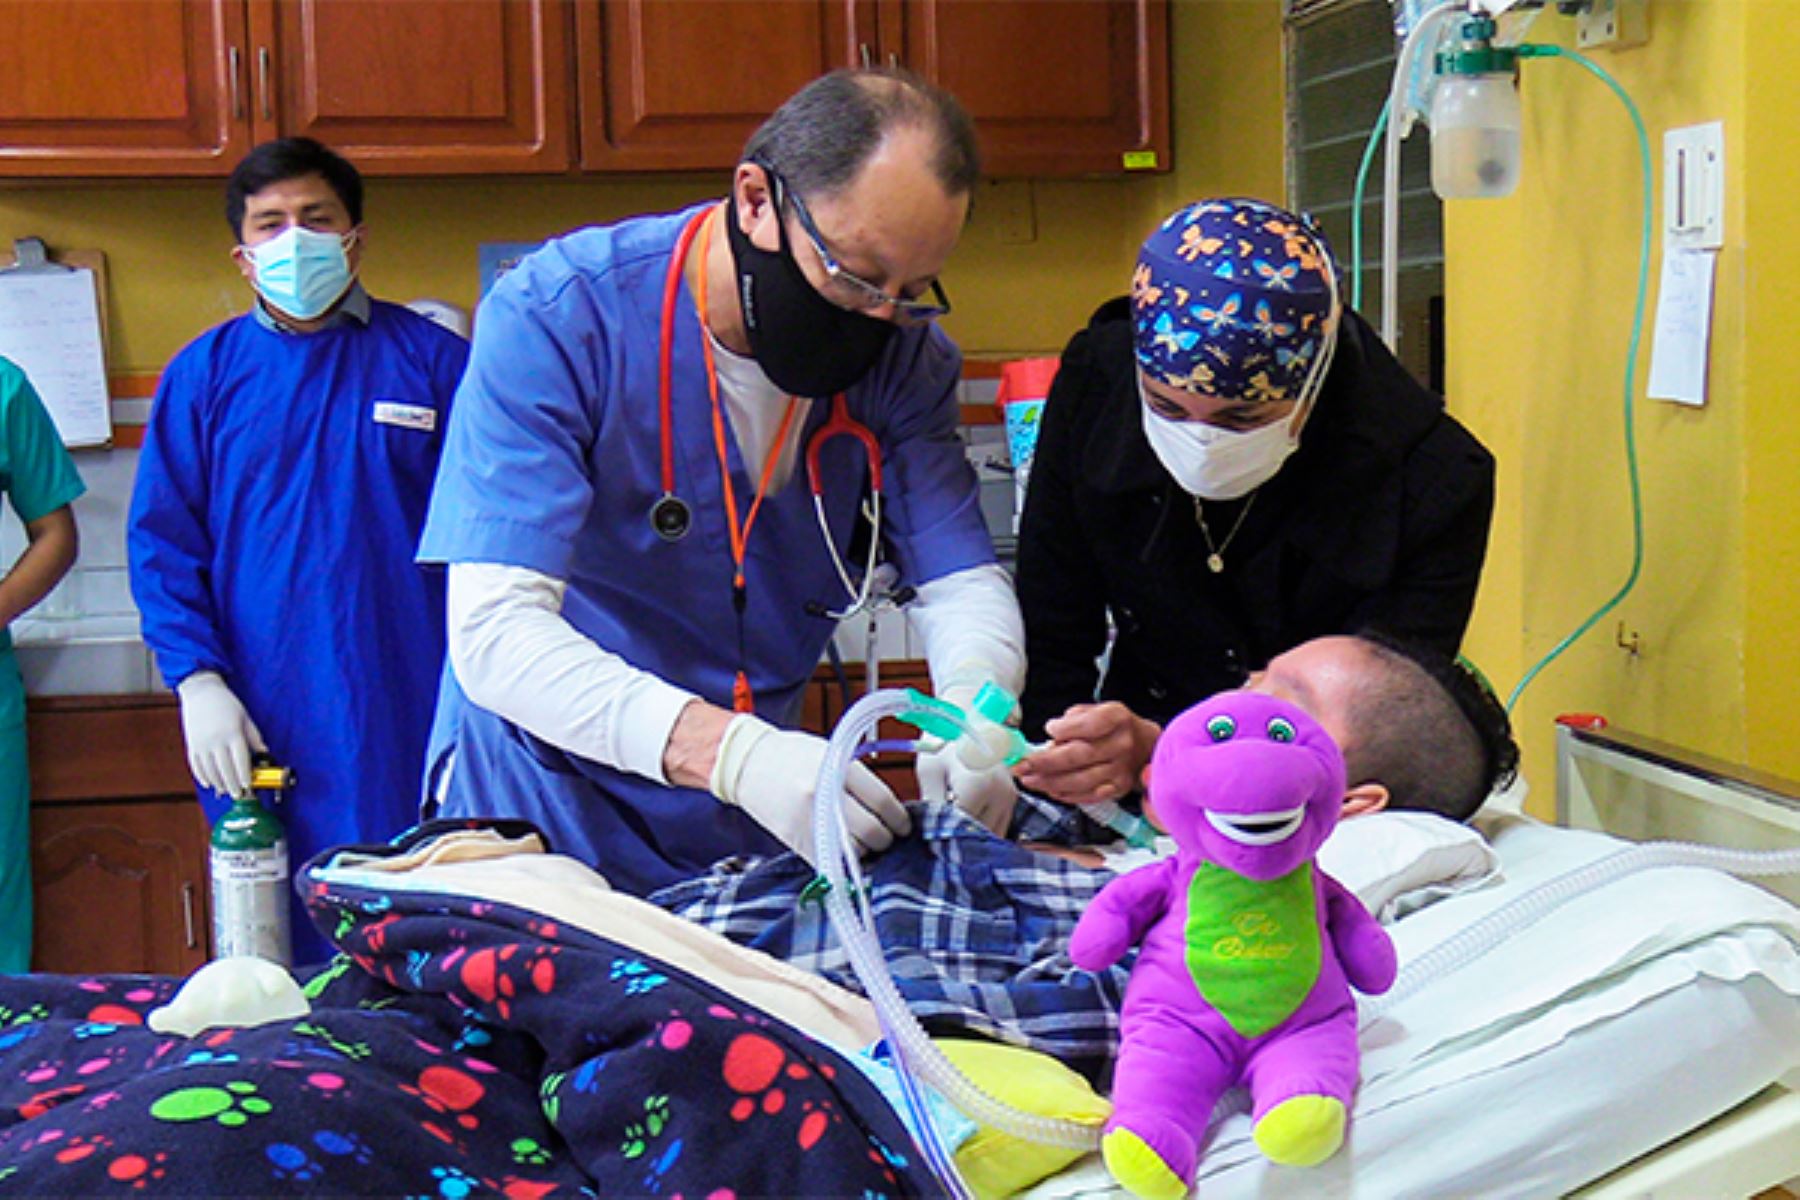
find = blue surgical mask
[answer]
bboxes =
[244,226,357,321]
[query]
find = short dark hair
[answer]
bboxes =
[225,137,364,239]
[742,67,980,202]
[1340,631,1520,822]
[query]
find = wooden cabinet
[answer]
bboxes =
[574,0,1169,176]
[886,0,1169,177]
[26,695,211,975]
[265,0,570,174]
[0,0,1164,179]
[0,0,569,178]
[0,0,248,177]
[577,0,858,172]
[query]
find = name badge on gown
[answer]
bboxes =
[372,401,437,432]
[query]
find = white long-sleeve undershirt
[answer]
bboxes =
[446,560,1027,781]
[446,561,696,785]
[905,562,1027,702]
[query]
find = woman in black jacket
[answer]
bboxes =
[1014,198,1494,807]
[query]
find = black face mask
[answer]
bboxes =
[724,193,897,398]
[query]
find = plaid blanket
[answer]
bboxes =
[650,798,1131,1082]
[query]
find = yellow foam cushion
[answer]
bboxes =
[938,1038,1113,1199]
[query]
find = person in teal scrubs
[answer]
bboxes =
[0,356,84,973]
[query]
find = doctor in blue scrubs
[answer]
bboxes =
[129,138,470,964]
[420,68,1026,895]
[0,358,83,972]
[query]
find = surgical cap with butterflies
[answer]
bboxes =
[1132,197,1339,404]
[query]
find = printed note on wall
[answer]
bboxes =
[1646,247,1716,408]
[0,267,112,447]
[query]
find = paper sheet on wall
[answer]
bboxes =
[0,266,111,446]
[1646,247,1716,407]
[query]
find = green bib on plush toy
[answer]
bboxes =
[1183,861,1322,1038]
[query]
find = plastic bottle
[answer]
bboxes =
[1430,72,1522,198]
[996,358,1059,534]
[209,759,294,966]
[1429,18,1523,199]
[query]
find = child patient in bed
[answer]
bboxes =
[1025,631,1517,870]
[651,633,1516,1085]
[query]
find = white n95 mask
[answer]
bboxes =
[244,226,357,321]
[1139,377,1302,501]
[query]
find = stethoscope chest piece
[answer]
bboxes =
[651,492,692,542]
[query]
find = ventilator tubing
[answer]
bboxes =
[815,689,1104,1158]
[1362,839,1800,1023]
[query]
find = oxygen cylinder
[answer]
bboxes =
[209,759,294,965]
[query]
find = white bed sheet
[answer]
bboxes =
[1024,815,1800,1200]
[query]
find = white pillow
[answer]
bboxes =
[1089,810,1502,923]
[1318,810,1503,922]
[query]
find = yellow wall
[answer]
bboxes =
[0,1,1284,373]
[1741,3,1800,778]
[1448,0,1784,800]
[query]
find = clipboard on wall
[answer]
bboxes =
[0,238,113,449]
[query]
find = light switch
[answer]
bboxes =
[1664,121,1724,251]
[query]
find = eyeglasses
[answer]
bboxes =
[767,167,952,323]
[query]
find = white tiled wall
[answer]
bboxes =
[2,444,161,693]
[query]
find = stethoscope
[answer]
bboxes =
[651,204,888,626]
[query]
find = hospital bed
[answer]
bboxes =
[0,732,1795,1197]
[1024,721,1800,1199]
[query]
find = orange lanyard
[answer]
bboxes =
[692,207,801,713]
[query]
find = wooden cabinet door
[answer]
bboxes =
[260,0,572,174]
[31,801,211,976]
[27,695,210,975]
[576,0,866,171]
[889,0,1168,177]
[0,0,252,177]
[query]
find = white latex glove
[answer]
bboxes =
[176,671,266,798]
[916,747,1018,836]
[710,715,910,863]
[916,684,1020,836]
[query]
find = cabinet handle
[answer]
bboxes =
[228,47,243,120]
[181,883,198,950]
[257,46,272,121]
[859,42,872,69]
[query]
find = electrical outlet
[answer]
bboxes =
[1577,0,1649,49]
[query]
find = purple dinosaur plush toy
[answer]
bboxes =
[1069,690,1397,1199]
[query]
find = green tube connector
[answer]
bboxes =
[899,683,1034,767]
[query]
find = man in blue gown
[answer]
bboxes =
[129,138,470,965]
[419,69,1027,895]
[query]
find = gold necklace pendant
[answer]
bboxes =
[1193,492,1257,574]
